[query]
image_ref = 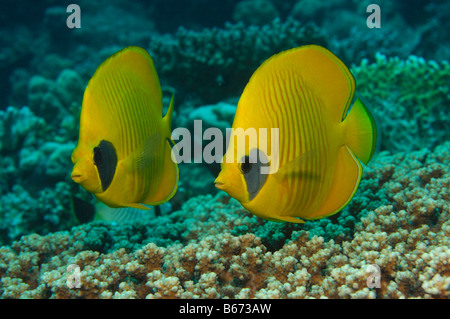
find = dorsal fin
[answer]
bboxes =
[251,45,355,123]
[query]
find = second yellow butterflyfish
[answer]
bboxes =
[215,45,377,223]
[71,46,178,209]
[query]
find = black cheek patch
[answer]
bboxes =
[243,149,269,201]
[94,140,117,192]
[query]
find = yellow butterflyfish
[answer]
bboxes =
[215,45,377,223]
[71,46,178,209]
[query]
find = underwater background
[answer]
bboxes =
[0,0,449,299]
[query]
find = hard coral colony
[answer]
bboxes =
[0,1,449,300]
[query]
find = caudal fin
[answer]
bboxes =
[343,98,377,165]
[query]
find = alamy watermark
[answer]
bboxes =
[66,4,81,29]
[64,262,381,290]
[171,120,280,174]
[366,264,381,288]
[366,4,381,28]
[65,4,381,30]
[66,264,81,288]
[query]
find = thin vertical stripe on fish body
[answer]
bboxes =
[215,45,377,223]
[71,46,178,210]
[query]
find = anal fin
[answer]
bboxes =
[274,215,306,223]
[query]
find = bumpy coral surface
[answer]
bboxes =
[1,142,448,299]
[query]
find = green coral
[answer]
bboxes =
[352,53,450,153]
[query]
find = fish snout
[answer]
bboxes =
[214,173,226,190]
[71,168,85,184]
[214,166,248,203]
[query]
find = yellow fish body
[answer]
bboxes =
[215,45,377,223]
[71,46,178,209]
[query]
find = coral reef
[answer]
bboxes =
[0,142,448,299]
[353,54,450,153]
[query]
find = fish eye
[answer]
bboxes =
[93,147,102,166]
[240,155,252,174]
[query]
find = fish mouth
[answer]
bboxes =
[214,171,227,190]
[71,172,83,183]
[214,181,225,190]
[214,175,226,190]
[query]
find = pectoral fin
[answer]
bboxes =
[122,132,162,173]
[141,140,179,205]
[273,150,318,183]
[305,145,362,220]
